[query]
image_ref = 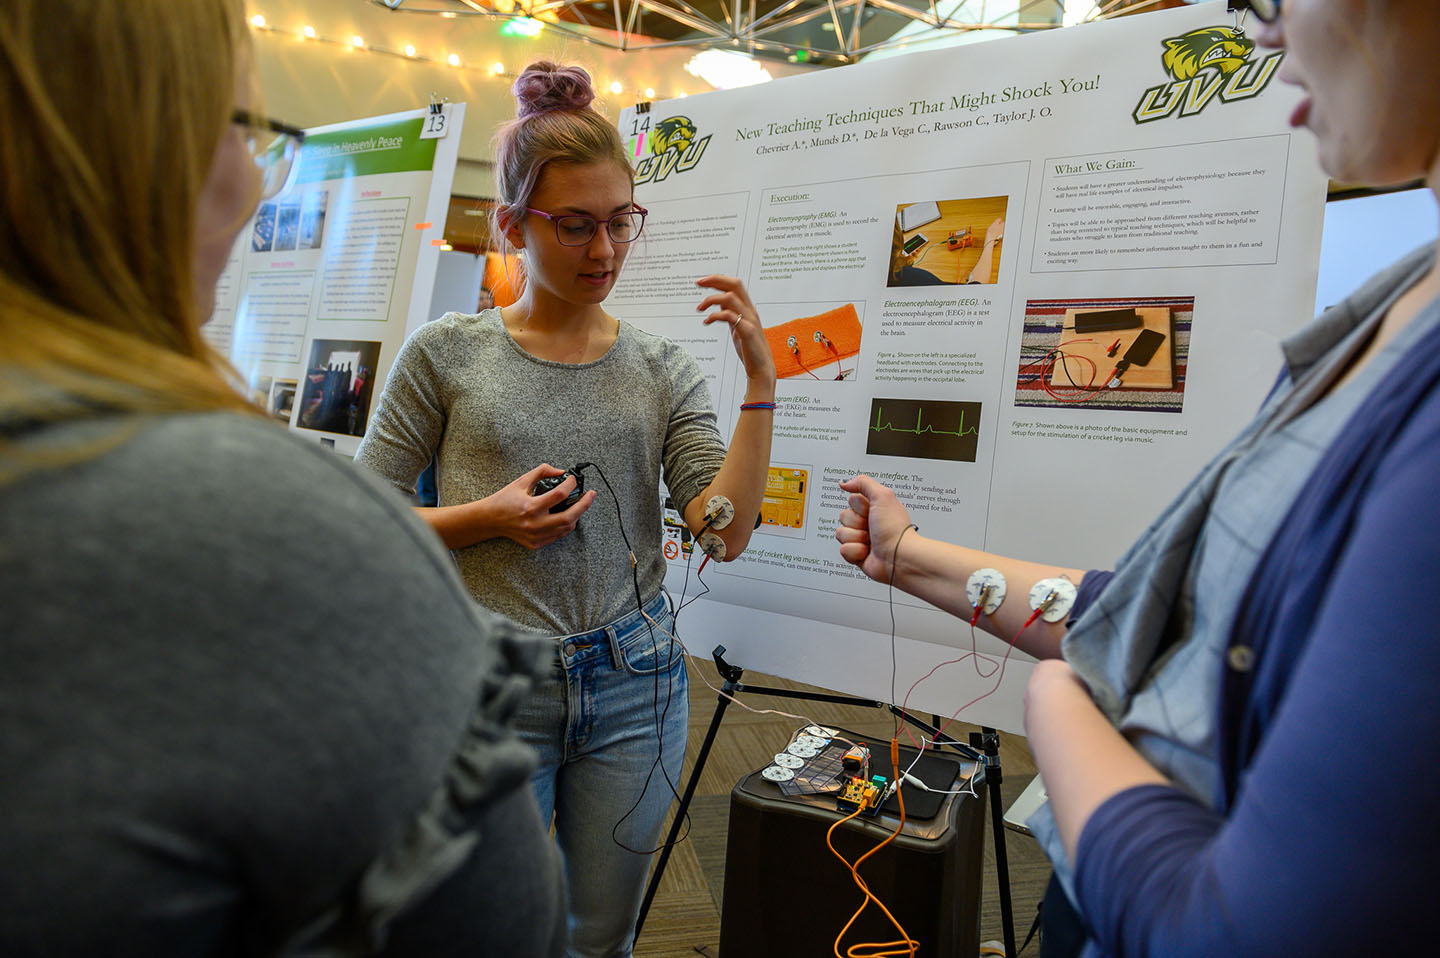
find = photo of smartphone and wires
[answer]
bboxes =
[1014,296,1194,413]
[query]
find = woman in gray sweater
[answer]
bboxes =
[0,2,563,953]
[357,62,777,956]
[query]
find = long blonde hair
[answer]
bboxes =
[0,0,258,450]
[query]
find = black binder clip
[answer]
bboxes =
[1226,0,1249,31]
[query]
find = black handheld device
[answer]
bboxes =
[902,233,928,255]
[531,467,586,513]
[1121,328,1166,366]
[1073,308,1142,334]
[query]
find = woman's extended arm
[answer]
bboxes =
[682,274,776,559]
[834,474,1085,659]
[1028,410,1440,955]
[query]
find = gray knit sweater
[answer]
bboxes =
[0,409,564,955]
[355,309,726,635]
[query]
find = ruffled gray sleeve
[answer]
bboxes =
[280,621,564,957]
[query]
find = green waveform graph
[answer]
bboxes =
[866,398,982,462]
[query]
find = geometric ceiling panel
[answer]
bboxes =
[367,0,1193,68]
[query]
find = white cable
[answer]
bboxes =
[642,610,860,753]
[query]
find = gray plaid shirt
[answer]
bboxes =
[1030,246,1438,899]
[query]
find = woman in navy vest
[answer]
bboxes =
[839,1,1440,953]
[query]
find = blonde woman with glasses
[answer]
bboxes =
[356,61,776,957]
[0,2,563,953]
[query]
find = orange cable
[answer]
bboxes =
[828,737,919,957]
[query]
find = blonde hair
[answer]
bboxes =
[0,0,258,458]
[490,61,634,247]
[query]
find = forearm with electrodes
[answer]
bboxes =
[882,530,1081,661]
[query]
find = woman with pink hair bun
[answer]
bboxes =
[511,61,596,116]
[357,60,777,956]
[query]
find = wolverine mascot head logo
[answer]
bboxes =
[653,116,698,155]
[1161,26,1255,81]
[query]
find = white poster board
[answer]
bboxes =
[614,2,1327,731]
[206,105,465,457]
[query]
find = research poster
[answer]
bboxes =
[206,106,465,457]
[615,2,1327,730]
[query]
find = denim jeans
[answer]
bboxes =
[511,591,689,958]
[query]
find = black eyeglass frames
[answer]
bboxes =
[231,109,306,200]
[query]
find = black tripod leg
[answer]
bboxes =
[978,727,1017,958]
[633,675,736,941]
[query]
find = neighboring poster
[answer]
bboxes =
[613,2,1327,730]
[206,106,465,457]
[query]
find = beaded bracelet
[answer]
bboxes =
[739,401,776,411]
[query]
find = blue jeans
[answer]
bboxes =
[511,591,689,958]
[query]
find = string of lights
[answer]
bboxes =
[244,11,688,101]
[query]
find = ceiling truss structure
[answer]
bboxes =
[367,0,1185,67]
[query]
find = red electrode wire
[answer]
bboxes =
[1017,338,1114,403]
[896,604,1046,763]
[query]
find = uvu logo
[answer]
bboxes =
[1133,25,1282,123]
[634,116,712,185]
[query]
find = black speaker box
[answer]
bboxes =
[719,757,986,957]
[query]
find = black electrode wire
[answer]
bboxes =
[575,462,646,615]
[623,507,726,851]
[1016,345,1076,383]
[889,524,918,736]
[676,532,698,613]
[677,555,711,614]
[1057,350,1091,389]
[1014,345,1058,384]
[572,461,693,855]
[1015,341,1108,404]
[675,515,716,616]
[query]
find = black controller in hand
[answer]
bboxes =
[531,468,585,514]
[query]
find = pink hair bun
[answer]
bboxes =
[513,62,596,118]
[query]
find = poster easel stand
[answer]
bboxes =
[634,644,1019,958]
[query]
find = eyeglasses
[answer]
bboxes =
[1228,0,1279,23]
[232,109,306,200]
[525,206,648,246]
